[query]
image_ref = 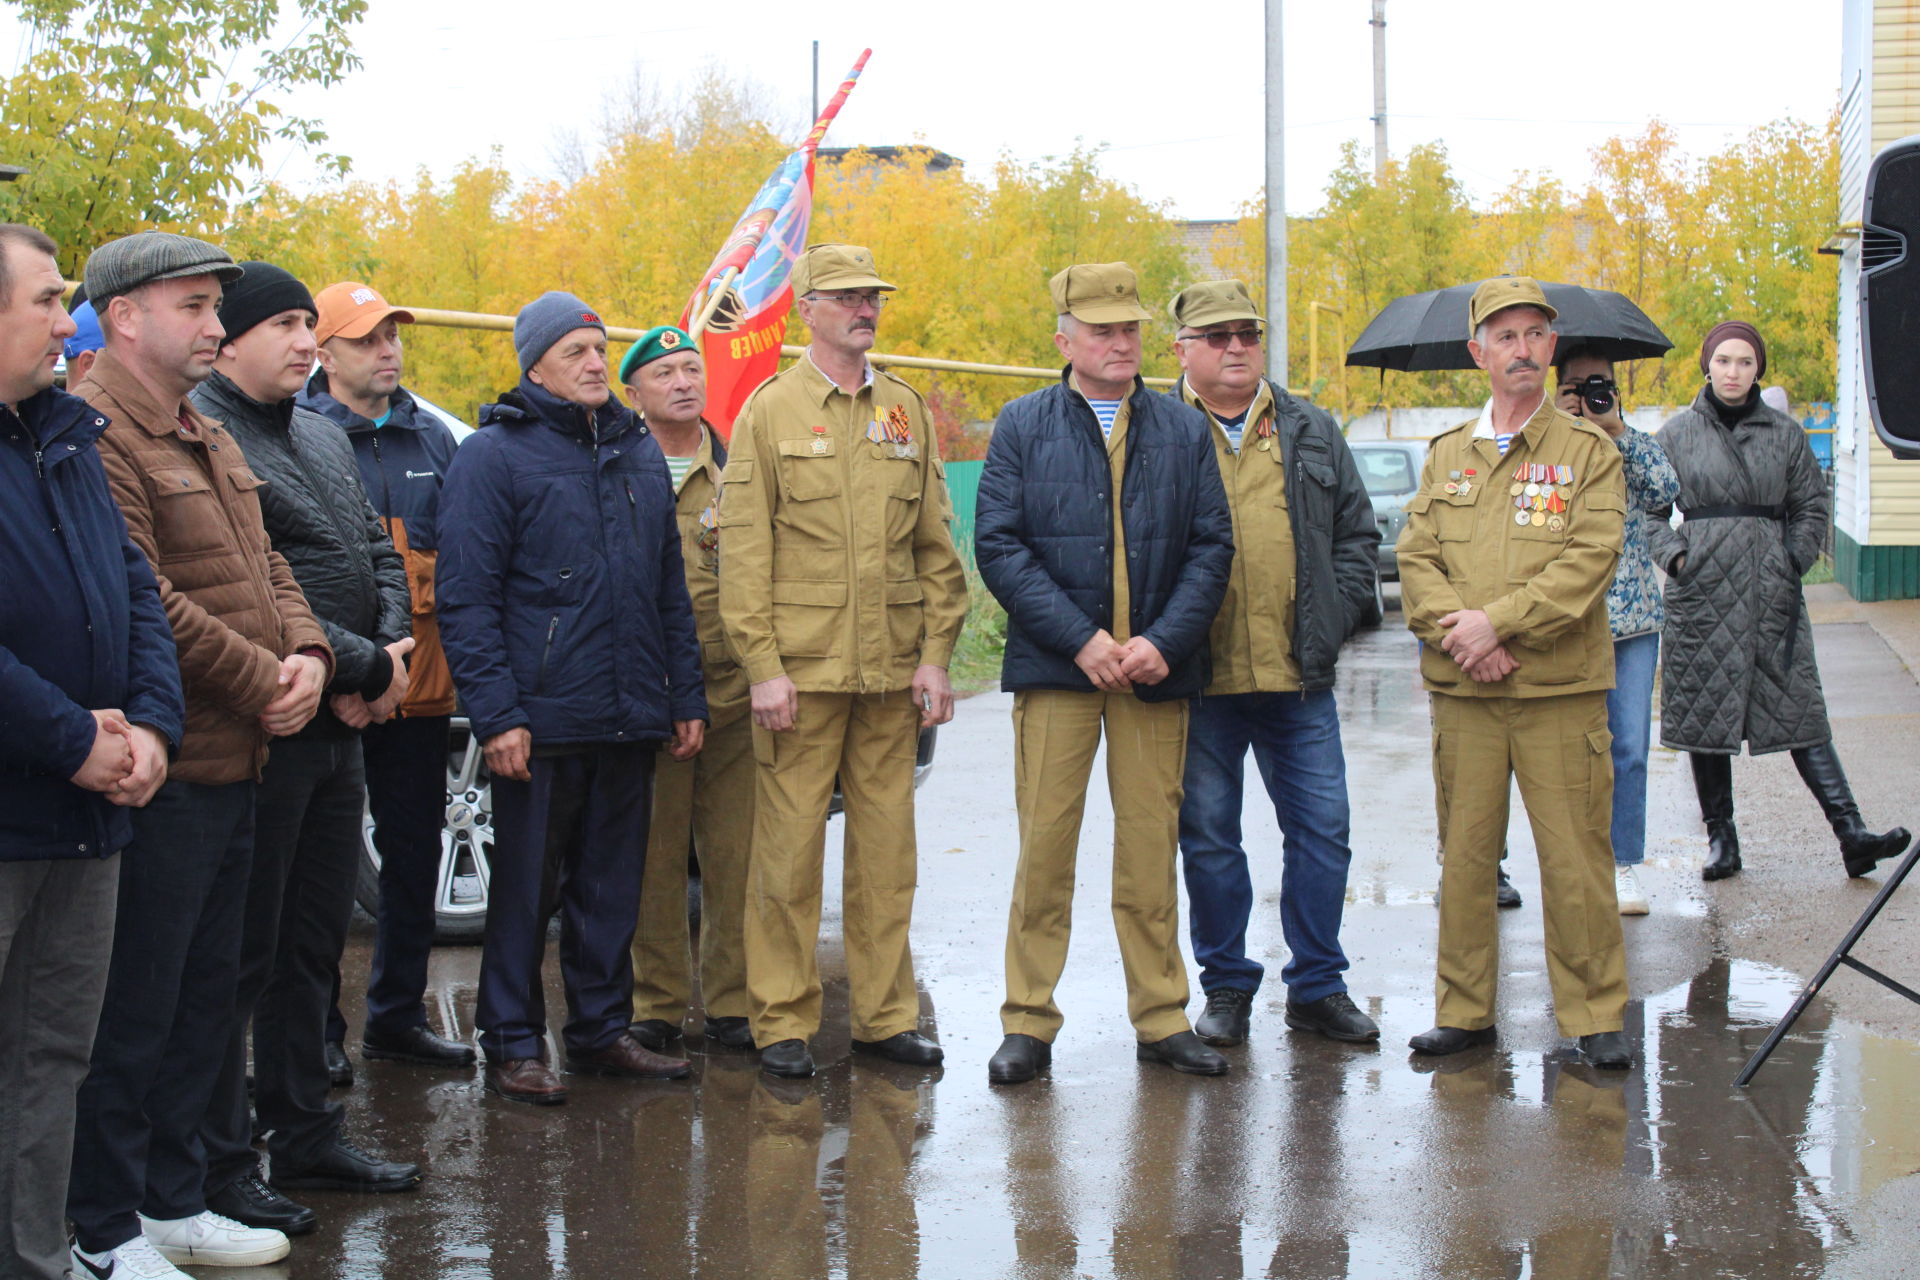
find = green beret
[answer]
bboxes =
[618,325,697,384]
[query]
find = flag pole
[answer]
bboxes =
[688,266,741,341]
[682,49,871,342]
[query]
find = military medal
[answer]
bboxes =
[1547,515,1564,532]
[1458,468,1475,496]
[1515,510,1530,526]
[1257,437,1273,452]
[810,425,830,455]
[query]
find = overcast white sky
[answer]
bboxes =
[9,0,1846,220]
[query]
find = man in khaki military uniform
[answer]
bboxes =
[1398,276,1632,1068]
[717,244,968,1079]
[975,263,1234,1085]
[1167,280,1382,1050]
[618,325,757,1055]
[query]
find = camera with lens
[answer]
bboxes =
[1576,374,1617,416]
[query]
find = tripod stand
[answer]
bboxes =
[1735,841,1920,1086]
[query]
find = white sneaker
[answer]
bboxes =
[71,1234,189,1279]
[140,1209,290,1267]
[1615,864,1650,915]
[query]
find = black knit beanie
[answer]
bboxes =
[218,262,317,345]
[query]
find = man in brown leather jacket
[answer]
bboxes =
[68,232,336,1271]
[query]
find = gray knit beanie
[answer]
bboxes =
[514,291,605,373]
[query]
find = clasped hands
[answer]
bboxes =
[1074,629,1168,692]
[68,708,167,807]
[1437,609,1517,683]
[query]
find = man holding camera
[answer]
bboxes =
[1554,349,1677,916]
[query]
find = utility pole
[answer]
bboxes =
[1265,0,1288,384]
[1371,0,1388,179]
[812,41,820,122]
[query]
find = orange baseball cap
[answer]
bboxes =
[314,281,415,345]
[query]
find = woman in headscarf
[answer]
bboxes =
[1649,322,1909,881]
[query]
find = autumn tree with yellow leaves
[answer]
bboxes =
[213,66,1838,435]
[1220,114,1840,415]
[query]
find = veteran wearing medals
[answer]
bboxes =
[617,326,756,1055]
[975,262,1234,1085]
[1397,276,1633,1069]
[717,243,968,1079]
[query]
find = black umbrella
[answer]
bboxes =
[1344,280,1673,372]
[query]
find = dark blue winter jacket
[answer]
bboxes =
[976,371,1233,702]
[1,388,184,861]
[299,375,458,555]
[436,379,706,747]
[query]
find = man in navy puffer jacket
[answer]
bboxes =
[438,292,706,1105]
[976,262,1233,1086]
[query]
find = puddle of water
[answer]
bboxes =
[297,951,1920,1280]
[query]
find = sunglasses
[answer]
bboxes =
[1179,327,1263,350]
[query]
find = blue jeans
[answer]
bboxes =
[1607,632,1659,866]
[1178,689,1353,1003]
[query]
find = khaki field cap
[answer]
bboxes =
[1467,276,1558,336]
[1051,262,1154,324]
[314,281,414,345]
[1169,279,1264,329]
[793,243,896,297]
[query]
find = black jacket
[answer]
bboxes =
[1,388,183,861]
[1173,375,1379,692]
[976,371,1233,702]
[437,380,706,747]
[192,371,410,735]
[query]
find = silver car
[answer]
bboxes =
[1349,439,1429,585]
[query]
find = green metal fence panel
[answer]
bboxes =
[944,460,984,568]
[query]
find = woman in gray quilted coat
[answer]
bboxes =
[1649,321,1909,882]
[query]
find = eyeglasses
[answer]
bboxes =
[807,292,888,311]
[1178,327,1263,350]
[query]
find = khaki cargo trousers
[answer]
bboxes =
[1001,689,1193,1043]
[630,712,754,1027]
[1430,690,1628,1037]
[745,691,922,1046]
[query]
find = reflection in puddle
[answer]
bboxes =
[299,960,1919,1280]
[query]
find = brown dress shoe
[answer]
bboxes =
[565,1031,691,1080]
[486,1058,568,1105]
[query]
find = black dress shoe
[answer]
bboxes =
[627,1019,684,1053]
[1285,992,1381,1043]
[362,1024,477,1067]
[1495,867,1523,909]
[325,1040,354,1088]
[851,1031,944,1065]
[759,1038,815,1079]
[271,1138,422,1193]
[987,1033,1050,1085]
[1193,988,1254,1047]
[206,1172,317,1236]
[1136,1030,1229,1076]
[703,1016,755,1051]
[1579,1030,1633,1069]
[1408,1025,1498,1056]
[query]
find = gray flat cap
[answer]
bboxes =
[84,231,243,306]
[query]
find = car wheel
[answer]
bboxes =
[355,717,492,944]
[1358,569,1386,629]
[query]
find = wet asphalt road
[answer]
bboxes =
[251,600,1920,1279]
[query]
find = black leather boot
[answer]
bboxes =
[1691,752,1741,881]
[1791,742,1912,877]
